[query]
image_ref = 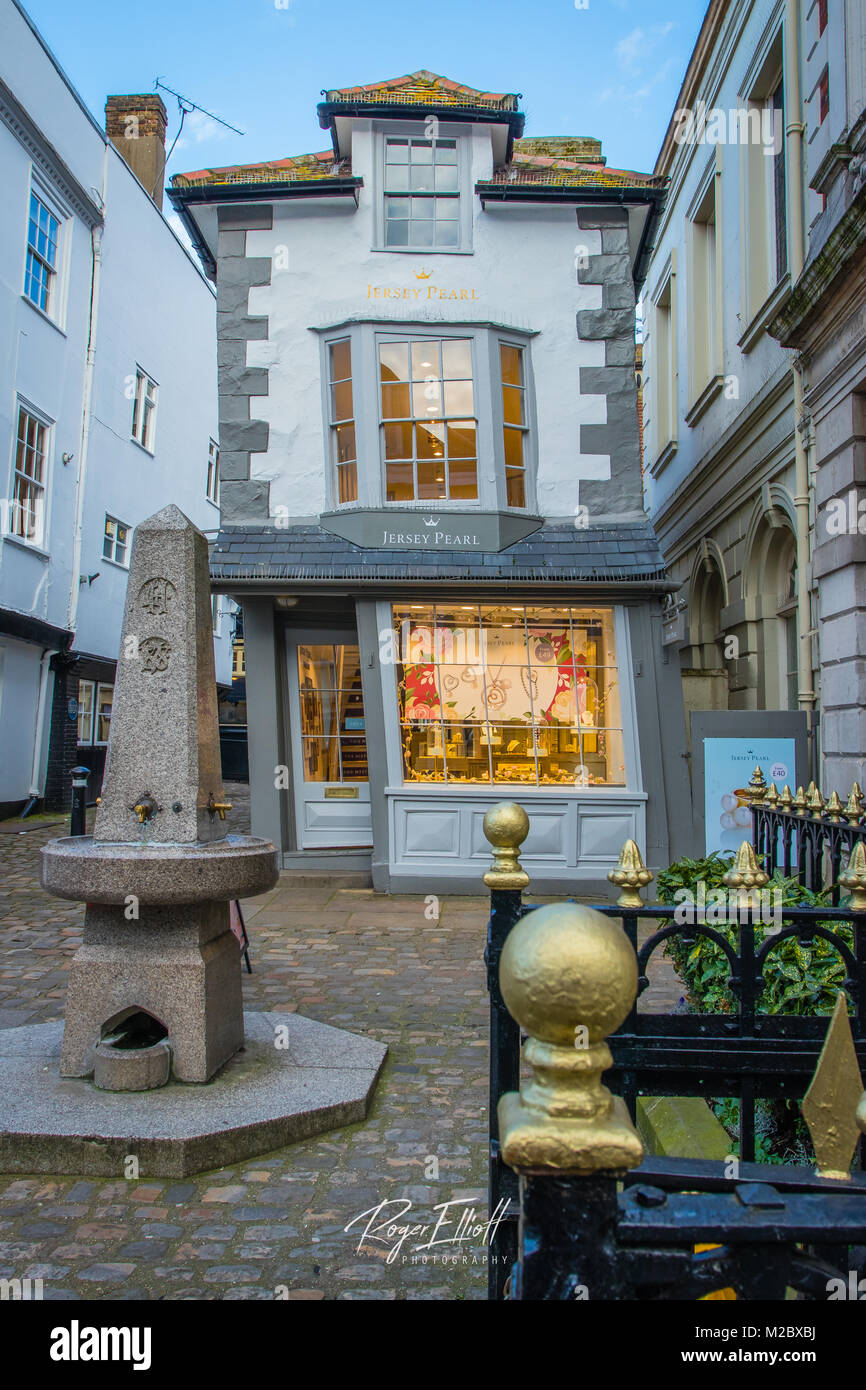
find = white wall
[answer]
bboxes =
[242,120,613,525]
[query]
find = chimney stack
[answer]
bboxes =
[105,95,168,210]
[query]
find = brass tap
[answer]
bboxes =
[131,793,160,824]
[206,792,233,821]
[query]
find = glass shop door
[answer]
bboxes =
[287,637,372,849]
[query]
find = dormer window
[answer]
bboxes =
[374,125,471,253]
[384,137,460,248]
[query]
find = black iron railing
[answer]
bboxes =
[752,798,866,899]
[484,831,866,1300]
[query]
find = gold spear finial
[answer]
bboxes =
[747,765,768,804]
[764,782,780,809]
[808,784,827,815]
[792,786,808,817]
[839,842,866,911]
[497,902,643,1174]
[607,839,654,909]
[802,992,864,1180]
[779,785,794,811]
[483,801,530,890]
[826,791,845,824]
[722,841,770,910]
[845,783,864,823]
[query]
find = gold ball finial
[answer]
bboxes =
[607,839,654,909]
[497,902,643,1173]
[839,842,866,912]
[483,801,530,890]
[500,902,637,1046]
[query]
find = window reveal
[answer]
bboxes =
[393,604,625,787]
[380,338,477,502]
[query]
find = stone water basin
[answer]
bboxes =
[40,834,279,905]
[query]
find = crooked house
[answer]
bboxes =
[170,71,690,894]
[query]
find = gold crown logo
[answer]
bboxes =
[415,268,433,280]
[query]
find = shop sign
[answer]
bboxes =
[319,509,542,552]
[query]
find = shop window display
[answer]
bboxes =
[393,604,625,786]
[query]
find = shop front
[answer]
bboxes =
[226,537,691,896]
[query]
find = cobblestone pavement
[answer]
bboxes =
[0,784,680,1302]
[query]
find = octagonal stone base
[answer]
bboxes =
[0,1013,387,1177]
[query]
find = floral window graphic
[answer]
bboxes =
[392,604,625,787]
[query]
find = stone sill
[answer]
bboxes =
[649,437,678,478]
[738,274,792,354]
[685,373,725,428]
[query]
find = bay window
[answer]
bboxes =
[393,603,625,787]
[319,324,536,513]
[380,337,477,501]
[500,344,527,507]
[328,339,358,503]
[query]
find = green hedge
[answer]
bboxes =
[655,852,853,1017]
[653,851,856,1163]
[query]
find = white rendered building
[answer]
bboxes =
[0,0,231,815]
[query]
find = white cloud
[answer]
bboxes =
[616,26,644,71]
[616,20,676,74]
[597,53,682,118]
[172,108,232,151]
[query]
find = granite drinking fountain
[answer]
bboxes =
[0,505,386,1176]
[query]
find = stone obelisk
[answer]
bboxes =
[42,505,279,1083]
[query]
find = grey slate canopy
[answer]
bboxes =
[210,522,669,587]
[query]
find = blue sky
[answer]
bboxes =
[22,0,705,180]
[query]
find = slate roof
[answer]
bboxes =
[210,523,670,587]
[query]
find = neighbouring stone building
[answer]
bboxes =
[769,0,866,793]
[170,69,692,893]
[643,0,866,798]
[0,0,233,817]
[643,1,816,762]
